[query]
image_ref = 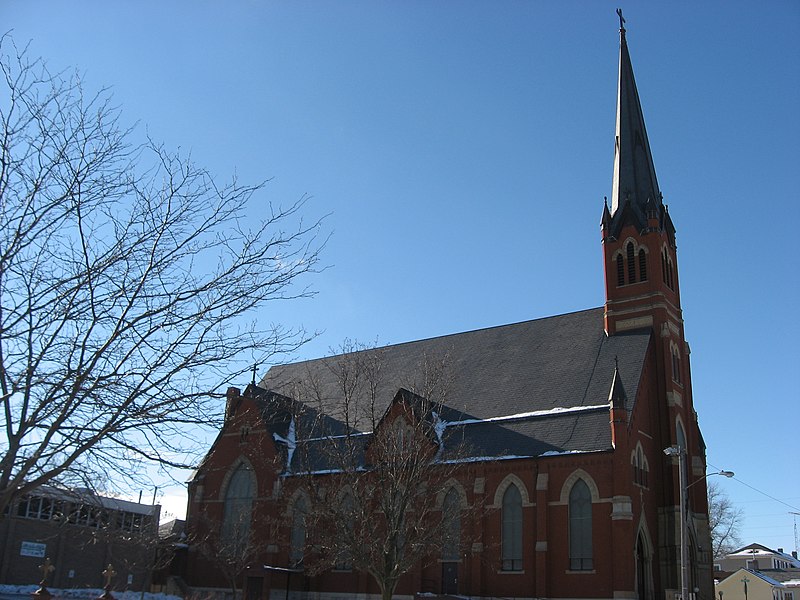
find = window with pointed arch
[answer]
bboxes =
[501,483,523,571]
[676,421,687,451]
[442,487,461,561]
[632,446,649,487]
[289,496,307,567]
[388,418,415,453]
[221,463,255,543]
[661,248,675,290]
[671,344,683,385]
[334,492,355,571]
[569,479,593,571]
[636,532,653,600]
[638,248,648,282]
[626,242,637,284]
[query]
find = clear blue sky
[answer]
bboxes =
[5,1,799,551]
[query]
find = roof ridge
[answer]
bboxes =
[266,306,605,372]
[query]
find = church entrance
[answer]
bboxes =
[636,533,652,600]
[246,576,263,600]
[441,562,458,595]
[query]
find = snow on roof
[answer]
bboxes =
[436,403,610,428]
[730,548,774,556]
[751,571,786,587]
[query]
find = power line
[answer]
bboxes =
[708,462,800,513]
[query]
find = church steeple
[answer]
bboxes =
[608,11,665,238]
[602,11,680,337]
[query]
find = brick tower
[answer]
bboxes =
[601,14,712,599]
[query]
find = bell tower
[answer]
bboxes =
[601,13,712,598]
[601,15,681,341]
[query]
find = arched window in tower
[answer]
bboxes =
[671,344,682,384]
[442,487,461,561]
[638,249,648,281]
[290,496,307,566]
[569,479,593,570]
[676,421,687,450]
[221,462,255,543]
[661,249,668,284]
[667,258,675,290]
[501,483,522,571]
[626,242,636,284]
[616,253,625,287]
[632,446,649,487]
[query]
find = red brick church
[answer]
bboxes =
[185,17,713,600]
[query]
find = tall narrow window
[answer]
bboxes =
[671,346,682,384]
[569,479,593,570]
[290,496,307,566]
[442,488,461,561]
[676,422,687,450]
[501,484,523,571]
[661,250,667,284]
[616,255,625,287]
[638,249,648,281]
[335,493,355,570]
[626,242,636,284]
[222,463,255,542]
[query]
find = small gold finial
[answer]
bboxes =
[102,564,117,588]
[38,557,55,586]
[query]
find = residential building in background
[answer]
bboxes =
[716,543,800,573]
[715,568,797,600]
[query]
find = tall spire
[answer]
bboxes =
[609,10,662,233]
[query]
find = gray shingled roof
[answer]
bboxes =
[259,307,651,465]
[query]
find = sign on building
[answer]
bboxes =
[20,541,46,557]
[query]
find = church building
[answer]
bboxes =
[185,17,713,600]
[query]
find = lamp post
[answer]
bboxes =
[664,445,734,600]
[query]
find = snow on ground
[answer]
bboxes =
[0,585,180,600]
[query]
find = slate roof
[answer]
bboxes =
[258,307,652,468]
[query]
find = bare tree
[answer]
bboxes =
[279,344,481,600]
[0,37,323,515]
[707,480,743,560]
[194,508,268,597]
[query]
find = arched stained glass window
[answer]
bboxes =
[569,479,593,570]
[335,493,354,570]
[222,463,254,542]
[501,484,522,571]
[442,488,461,561]
[676,421,687,450]
[290,496,307,566]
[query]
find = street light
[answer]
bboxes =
[664,445,734,600]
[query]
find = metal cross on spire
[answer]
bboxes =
[616,8,626,31]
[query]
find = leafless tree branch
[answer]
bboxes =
[707,480,743,560]
[0,36,324,513]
